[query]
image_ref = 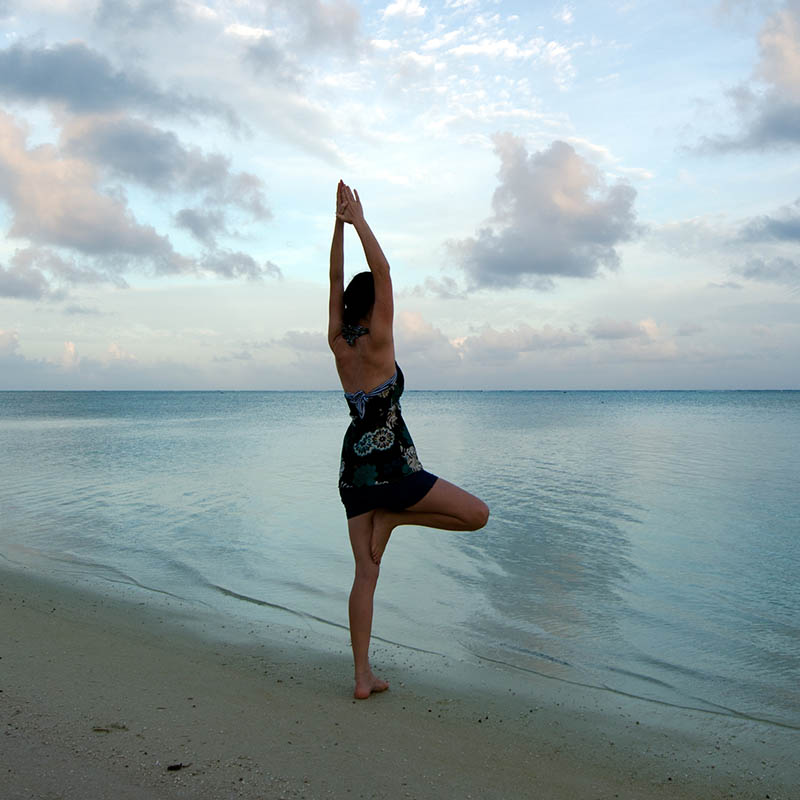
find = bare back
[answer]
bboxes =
[331,328,395,395]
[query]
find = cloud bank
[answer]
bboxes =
[0,37,280,300]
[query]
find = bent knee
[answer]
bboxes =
[468,499,490,531]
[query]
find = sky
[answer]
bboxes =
[0,0,798,390]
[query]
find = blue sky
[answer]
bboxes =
[1,0,798,389]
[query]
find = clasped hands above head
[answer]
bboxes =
[336,180,364,226]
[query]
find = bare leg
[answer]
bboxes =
[370,478,489,564]
[347,512,390,699]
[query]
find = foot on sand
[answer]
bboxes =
[370,510,393,565]
[354,671,389,700]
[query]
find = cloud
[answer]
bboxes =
[652,216,728,256]
[393,313,586,369]
[61,341,79,370]
[555,5,575,25]
[275,330,328,352]
[0,330,208,390]
[175,208,228,246]
[64,304,104,316]
[739,197,800,240]
[395,311,462,366]
[587,318,678,363]
[200,250,283,280]
[94,0,183,29]
[383,0,427,20]
[460,323,586,362]
[233,0,360,60]
[0,328,20,354]
[297,0,361,50]
[0,258,53,299]
[61,115,270,219]
[107,342,137,362]
[449,39,537,59]
[757,2,800,100]
[700,3,800,150]
[449,134,639,288]
[385,49,438,88]
[446,35,578,88]
[0,246,131,300]
[589,318,652,340]
[0,41,236,125]
[0,111,185,266]
[734,256,800,286]
[244,34,306,87]
[213,350,254,363]
[404,276,466,299]
[0,113,279,285]
[707,280,745,289]
[677,322,705,337]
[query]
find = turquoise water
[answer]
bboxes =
[1,390,798,727]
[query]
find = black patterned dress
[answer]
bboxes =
[338,363,437,519]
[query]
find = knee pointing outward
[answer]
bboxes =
[468,498,490,531]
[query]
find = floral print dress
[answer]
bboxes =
[339,364,424,492]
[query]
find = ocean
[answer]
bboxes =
[1,389,798,728]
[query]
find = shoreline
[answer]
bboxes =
[1,562,796,799]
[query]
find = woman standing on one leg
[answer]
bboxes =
[328,181,489,700]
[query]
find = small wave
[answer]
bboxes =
[0,545,203,604]
[207,583,453,658]
[459,643,800,731]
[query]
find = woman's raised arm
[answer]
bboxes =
[338,185,393,341]
[327,182,346,350]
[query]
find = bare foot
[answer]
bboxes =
[370,509,393,565]
[354,671,389,700]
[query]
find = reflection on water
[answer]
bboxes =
[1,390,799,727]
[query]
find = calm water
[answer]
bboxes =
[1,390,798,727]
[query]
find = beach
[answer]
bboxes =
[2,563,795,800]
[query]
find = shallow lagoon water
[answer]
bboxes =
[1,389,798,728]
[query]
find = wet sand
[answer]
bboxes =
[1,563,796,799]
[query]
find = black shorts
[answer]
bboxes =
[339,470,438,520]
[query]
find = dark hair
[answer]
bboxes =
[343,271,375,325]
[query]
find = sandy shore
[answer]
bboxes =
[1,563,796,799]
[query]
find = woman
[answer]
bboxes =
[328,181,489,699]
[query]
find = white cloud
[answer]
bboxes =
[225,23,274,40]
[421,29,463,51]
[60,341,79,369]
[383,0,426,20]
[395,310,459,362]
[371,38,398,51]
[555,5,575,25]
[0,329,20,354]
[107,342,137,362]
[616,166,654,180]
[449,38,538,60]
